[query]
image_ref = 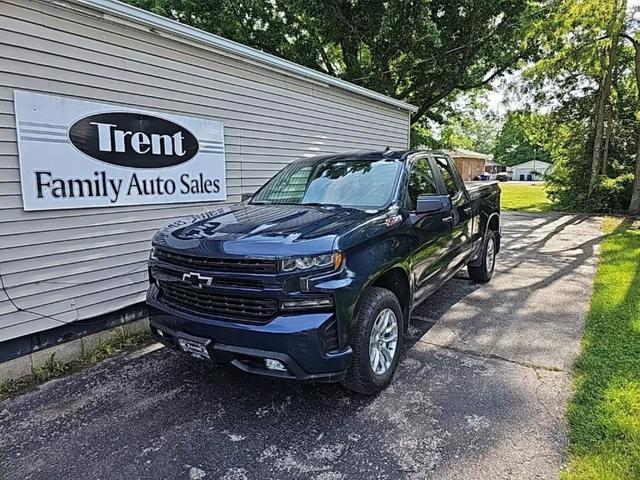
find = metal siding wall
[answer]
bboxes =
[0,0,411,342]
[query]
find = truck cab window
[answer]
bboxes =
[435,157,461,198]
[408,159,438,209]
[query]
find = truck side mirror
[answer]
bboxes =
[416,194,452,214]
[241,192,254,202]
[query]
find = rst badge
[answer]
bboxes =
[14,91,226,211]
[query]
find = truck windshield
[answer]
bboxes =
[251,157,401,209]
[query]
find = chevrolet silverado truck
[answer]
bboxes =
[147,150,501,394]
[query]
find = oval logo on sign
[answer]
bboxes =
[68,112,199,168]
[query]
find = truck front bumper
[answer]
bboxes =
[147,285,352,382]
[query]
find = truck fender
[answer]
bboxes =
[468,212,501,267]
[355,264,413,330]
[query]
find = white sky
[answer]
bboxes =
[486,72,520,117]
[486,84,509,117]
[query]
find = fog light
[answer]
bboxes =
[265,358,287,371]
[280,298,333,311]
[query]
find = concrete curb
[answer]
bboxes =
[0,319,149,383]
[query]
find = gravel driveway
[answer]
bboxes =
[0,212,604,480]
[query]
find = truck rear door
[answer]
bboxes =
[432,155,474,273]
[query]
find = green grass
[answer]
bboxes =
[563,217,640,480]
[499,182,555,212]
[0,327,154,400]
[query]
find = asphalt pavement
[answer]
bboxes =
[0,212,604,480]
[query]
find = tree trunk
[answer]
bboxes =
[589,44,617,196]
[340,38,360,81]
[601,107,613,175]
[630,138,640,214]
[589,0,626,197]
[628,36,640,214]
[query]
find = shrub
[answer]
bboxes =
[545,160,590,211]
[589,174,634,213]
[545,157,634,213]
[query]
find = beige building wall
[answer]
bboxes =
[452,157,486,181]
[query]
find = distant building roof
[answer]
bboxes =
[511,160,552,170]
[448,148,491,160]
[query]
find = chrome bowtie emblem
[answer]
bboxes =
[182,272,213,289]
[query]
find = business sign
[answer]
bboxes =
[14,91,226,211]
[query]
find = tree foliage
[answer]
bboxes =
[412,95,499,153]
[127,0,542,126]
[515,0,640,213]
[493,111,551,166]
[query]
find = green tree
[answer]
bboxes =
[493,111,551,166]
[127,0,544,126]
[519,0,640,213]
[440,112,499,154]
[411,96,499,153]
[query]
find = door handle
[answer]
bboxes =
[442,215,454,224]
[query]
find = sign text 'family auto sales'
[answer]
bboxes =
[14,91,226,211]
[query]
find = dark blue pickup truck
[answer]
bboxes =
[147,150,501,394]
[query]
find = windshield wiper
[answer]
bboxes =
[302,202,366,212]
[301,202,345,209]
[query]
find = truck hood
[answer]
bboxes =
[152,203,374,258]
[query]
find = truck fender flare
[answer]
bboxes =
[469,212,501,267]
[483,212,500,236]
[356,264,413,326]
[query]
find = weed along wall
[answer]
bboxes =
[0,0,416,363]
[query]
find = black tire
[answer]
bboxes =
[468,230,497,282]
[342,287,404,395]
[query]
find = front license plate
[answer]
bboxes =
[178,337,211,361]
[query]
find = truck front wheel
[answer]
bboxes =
[468,230,497,282]
[342,287,403,395]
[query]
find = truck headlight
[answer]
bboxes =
[280,252,343,272]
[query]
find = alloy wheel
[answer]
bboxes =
[368,308,398,376]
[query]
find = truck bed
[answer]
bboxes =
[465,181,500,201]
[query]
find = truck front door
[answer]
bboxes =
[406,156,454,304]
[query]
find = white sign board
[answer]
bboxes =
[14,91,226,211]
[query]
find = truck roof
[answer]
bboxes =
[300,149,450,163]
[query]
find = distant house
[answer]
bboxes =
[511,160,552,181]
[484,159,509,175]
[448,149,491,181]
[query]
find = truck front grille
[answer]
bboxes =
[155,266,264,290]
[159,281,278,321]
[156,248,277,273]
